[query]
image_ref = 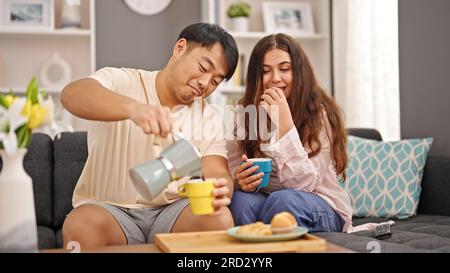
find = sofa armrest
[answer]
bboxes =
[418,156,450,216]
[53,132,88,230]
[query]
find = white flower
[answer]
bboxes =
[38,94,55,125]
[34,94,73,138]
[0,98,28,155]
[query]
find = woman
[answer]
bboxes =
[227,33,353,232]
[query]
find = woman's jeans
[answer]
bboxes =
[229,189,345,232]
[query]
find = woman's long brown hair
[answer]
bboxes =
[238,33,348,180]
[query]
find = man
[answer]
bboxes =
[60,23,239,249]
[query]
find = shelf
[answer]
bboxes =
[0,87,62,94]
[0,0,95,132]
[0,28,91,38]
[204,0,333,104]
[220,85,245,94]
[229,31,325,40]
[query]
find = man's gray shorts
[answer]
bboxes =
[92,198,189,244]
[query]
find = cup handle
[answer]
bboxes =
[178,185,187,197]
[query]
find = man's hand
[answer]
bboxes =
[129,103,173,137]
[210,178,231,215]
[201,155,233,215]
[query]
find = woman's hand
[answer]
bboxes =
[235,155,264,192]
[260,87,295,139]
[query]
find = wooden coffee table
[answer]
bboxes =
[42,242,351,253]
[41,231,353,253]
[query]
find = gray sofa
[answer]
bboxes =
[318,129,450,252]
[9,129,450,251]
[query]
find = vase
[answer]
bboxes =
[0,53,4,86]
[231,17,249,32]
[0,149,38,253]
[40,53,72,89]
[61,0,82,29]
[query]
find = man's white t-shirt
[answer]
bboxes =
[72,67,227,209]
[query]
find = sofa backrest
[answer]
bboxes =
[418,156,450,216]
[347,128,383,141]
[25,133,54,227]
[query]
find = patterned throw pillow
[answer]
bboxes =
[341,136,433,219]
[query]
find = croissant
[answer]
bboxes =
[236,221,273,236]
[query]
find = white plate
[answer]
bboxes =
[226,225,308,242]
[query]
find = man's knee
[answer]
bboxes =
[199,207,234,230]
[62,205,112,247]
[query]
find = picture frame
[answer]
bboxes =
[262,1,315,35]
[0,0,55,31]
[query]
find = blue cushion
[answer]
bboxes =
[341,136,433,219]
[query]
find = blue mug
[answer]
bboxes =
[241,158,272,189]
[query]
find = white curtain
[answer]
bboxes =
[333,0,400,141]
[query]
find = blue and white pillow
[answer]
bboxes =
[341,136,433,219]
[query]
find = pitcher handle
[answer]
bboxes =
[153,125,183,145]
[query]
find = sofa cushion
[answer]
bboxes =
[53,132,88,229]
[37,225,56,249]
[318,214,450,252]
[56,229,63,249]
[342,136,433,219]
[23,133,54,227]
[347,128,450,217]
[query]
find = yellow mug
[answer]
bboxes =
[178,179,215,215]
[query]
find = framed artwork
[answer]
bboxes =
[263,1,315,35]
[0,0,55,31]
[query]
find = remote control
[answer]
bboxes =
[374,223,392,240]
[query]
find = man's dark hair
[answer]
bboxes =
[178,23,239,81]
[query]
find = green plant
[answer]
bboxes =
[0,77,54,154]
[227,1,251,18]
